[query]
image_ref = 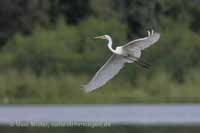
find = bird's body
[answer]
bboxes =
[83,30,160,92]
[115,46,124,55]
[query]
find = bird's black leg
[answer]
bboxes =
[135,58,150,69]
[125,55,150,69]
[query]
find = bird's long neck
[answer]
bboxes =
[107,36,117,54]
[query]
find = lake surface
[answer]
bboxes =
[0,104,200,126]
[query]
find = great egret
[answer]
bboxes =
[83,30,160,93]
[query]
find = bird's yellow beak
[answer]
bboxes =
[94,36,105,39]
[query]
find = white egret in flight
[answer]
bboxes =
[83,30,160,93]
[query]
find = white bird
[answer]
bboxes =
[83,30,160,93]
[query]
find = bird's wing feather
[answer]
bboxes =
[123,32,160,51]
[83,54,127,92]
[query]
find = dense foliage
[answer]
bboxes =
[0,0,200,103]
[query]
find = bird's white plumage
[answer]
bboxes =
[83,30,160,92]
[124,31,160,51]
[83,54,127,92]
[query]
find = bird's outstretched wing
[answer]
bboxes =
[83,54,127,93]
[123,31,160,51]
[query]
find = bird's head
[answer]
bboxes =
[94,35,110,40]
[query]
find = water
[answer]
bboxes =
[0,104,200,125]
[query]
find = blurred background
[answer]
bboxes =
[0,0,200,104]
